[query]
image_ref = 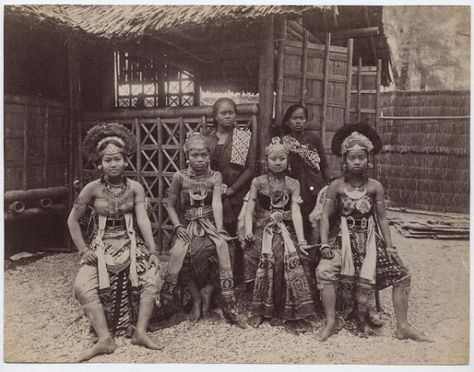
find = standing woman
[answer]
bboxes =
[205,98,257,281]
[68,123,162,362]
[277,104,331,242]
[316,123,429,342]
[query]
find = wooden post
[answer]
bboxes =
[135,118,141,181]
[344,39,354,125]
[300,30,309,105]
[320,33,331,148]
[43,106,50,187]
[67,33,81,251]
[357,57,362,122]
[275,17,286,127]
[157,117,163,252]
[22,103,28,190]
[373,59,382,178]
[257,16,275,174]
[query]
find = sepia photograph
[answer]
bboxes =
[2,3,471,367]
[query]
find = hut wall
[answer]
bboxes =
[377,90,470,213]
[4,95,71,192]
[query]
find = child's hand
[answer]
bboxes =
[245,229,254,242]
[386,247,404,267]
[148,254,160,273]
[82,250,97,265]
[298,243,310,256]
[176,226,191,242]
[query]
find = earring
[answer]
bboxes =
[124,163,128,168]
[98,165,103,170]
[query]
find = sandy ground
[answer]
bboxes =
[3,219,469,364]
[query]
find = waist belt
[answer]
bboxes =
[105,217,125,228]
[184,205,213,221]
[346,216,369,230]
[256,209,292,227]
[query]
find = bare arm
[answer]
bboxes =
[212,172,224,231]
[134,182,157,253]
[373,180,393,249]
[244,179,258,240]
[166,172,190,242]
[290,180,305,242]
[166,172,183,229]
[67,183,94,253]
[290,180,309,255]
[319,180,338,259]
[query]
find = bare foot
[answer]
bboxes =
[269,317,284,327]
[296,319,313,334]
[200,286,213,318]
[396,325,432,342]
[132,329,164,350]
[189,299,202,323]
[77,336,116,362]
[318,321,339,342]
[247,314,264,328]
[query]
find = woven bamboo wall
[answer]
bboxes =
[4,95,71,191]
[377,90,470,213]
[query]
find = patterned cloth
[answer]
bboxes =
[160,168,238,319]
[316,192,411,335]
[243,175,316,320]
[73,180,159,336]
[230,128,252,166]
[282,135,321,170]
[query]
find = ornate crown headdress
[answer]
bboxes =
[265,137,290,157]
[183,131,209,153]
[82,123,137,161]
[340,131,374,155]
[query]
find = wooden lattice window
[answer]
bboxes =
[114,51,195,108]
[114,51,159,108]
[165,68,195,107]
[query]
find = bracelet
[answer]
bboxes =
[77,247,89,256]
[173,224,183,232]
[298,239,308,247]
[320,244,331,251]
[150,251,159,257]
[386,246,397,253]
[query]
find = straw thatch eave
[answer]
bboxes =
[6,5,334,41]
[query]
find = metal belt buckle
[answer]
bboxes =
[360,217,368,229]
[347,216,355,229]
[271,210,284,222]
[197,207,203,218]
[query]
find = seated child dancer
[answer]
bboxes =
[316,122,430,341]
[160,132,246,328]
[242,138,316,333]
[68,123,162,362]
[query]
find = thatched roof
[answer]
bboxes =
[5,5,393,93]
[6,5,334,40]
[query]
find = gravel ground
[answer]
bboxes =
[3,217,469,364]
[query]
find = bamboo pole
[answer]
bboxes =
[22,103,28,190]
[275,18,286,127]
[135,118,141,182]
[320,33,331,148]
[157,117,164,252]
[82,104,259,120]
[5,204,68,222]
[43,105,49,187]
[300,30,309,105]
[179,117,185,169]
[380,115,470,120]
[357,57,362,122]
[344,39,354,124]
[4,186,70,203]
[257,16,275,174]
